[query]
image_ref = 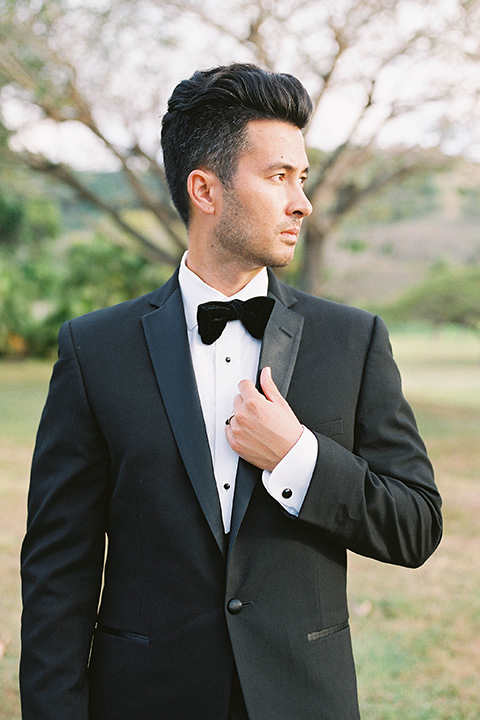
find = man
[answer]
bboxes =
[20,64,442,720]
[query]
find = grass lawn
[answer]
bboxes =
[0,327,478,719]
[0,361,52,720]
[350,327,480,719]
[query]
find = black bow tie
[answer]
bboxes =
[197,296,274,345]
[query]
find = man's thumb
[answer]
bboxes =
[260,366,284,403]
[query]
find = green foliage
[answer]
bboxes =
[0,191,63,354]
[0,233,170,357]
[344,172,439,227]
[382,265,480,332]
[21,197,62,244]
[0,190,61,246]
[458,186,480,220]
[50,235,169,326]
[0,194,24,245]
[0,240,62,356]
[338,238,370,254]
[0,176,172,358]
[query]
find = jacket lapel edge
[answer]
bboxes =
[142,283,226,556]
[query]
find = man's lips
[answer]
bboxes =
[280,227,301,241]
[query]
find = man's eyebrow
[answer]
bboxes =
[265,162,309,175]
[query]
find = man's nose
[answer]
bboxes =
[288,186,313,218]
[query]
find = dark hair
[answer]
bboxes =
[161,63,313,225]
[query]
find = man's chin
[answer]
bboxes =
[267,249,296,269]
[268,260,292,270]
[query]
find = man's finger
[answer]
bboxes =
[237,378,259,399]
[259,366,286,404]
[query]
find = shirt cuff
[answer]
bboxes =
[262,427,318,515]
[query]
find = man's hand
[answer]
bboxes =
[225,366,303,472]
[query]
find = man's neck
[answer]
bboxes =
[185,249,264,297]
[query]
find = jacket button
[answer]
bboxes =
[227,598,243,615]
[282,488,293,499]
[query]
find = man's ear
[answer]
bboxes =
[187,169,221,216]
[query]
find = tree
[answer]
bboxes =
[0,189,63,355]
[0,192,23,245]
[1,0,479,292]
[0,0,186,267]
[382,264,480,334]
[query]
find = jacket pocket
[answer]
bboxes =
[96,623,150,644]
[307,619,349,642]
[315,418,344,438]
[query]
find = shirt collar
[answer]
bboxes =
[178,252,269,331]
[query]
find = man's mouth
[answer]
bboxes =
[280,227,300,242]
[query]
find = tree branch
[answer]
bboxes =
[23,152,179,267]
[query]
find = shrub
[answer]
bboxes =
[0,234,170,357]
[382,265,480,333]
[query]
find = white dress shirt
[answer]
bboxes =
[178,253,318,533]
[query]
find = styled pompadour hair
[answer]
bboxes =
[161,63,313,225]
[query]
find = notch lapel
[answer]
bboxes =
[142,277,226,556]
[229,274,304,556]
[258,284,305,397]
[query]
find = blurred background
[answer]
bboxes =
[0,0,479,718]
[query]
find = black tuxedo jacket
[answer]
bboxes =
[20,269,442,720]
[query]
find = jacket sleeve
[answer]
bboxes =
[298,315,442,567]
[20,321,109,720]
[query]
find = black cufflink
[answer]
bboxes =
[282,488,293,499]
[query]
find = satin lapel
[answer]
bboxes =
[228,289,304,558]
[257,293,305,397]
[142,283,226,556]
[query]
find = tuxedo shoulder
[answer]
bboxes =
[285,286,390,357]
[296,287,369,316]
[68,290,155,327]
[66,277,176,335]
[279,280,378,329]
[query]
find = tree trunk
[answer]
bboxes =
[300,221,328,296]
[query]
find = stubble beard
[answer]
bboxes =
[214,188,295,270]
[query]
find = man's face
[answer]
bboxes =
[213,119,313,271]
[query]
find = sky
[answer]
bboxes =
[3,0,479,169]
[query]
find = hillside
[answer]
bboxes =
[13,154,480,310]
[323,215,480,307]
[320,160,480,308]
